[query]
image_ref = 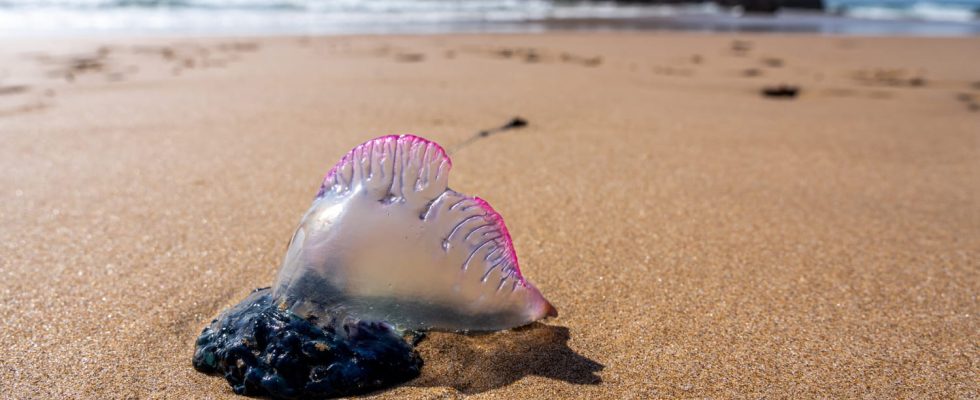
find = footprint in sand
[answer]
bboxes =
[468,46,601,67]
[493,47,543,63]
[559,52,602,67]
[0,84,51,117]
[34,47,121,83]
[730,40,752,56]
[760,57,784,68]
[821,87,894,100]
[0,84,29,96]
[35,41,260,83]
[954,92,979,112]
[133,42,255,76]
[11,41,263,117]
[652,65,694,77]
[852,68,927,88]
[394,52,426,63]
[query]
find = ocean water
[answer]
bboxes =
[0,0,978,36]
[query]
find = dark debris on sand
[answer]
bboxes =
[193,288,422,399]
[449,116,530,153]
[481,117,528,136]
[761,85,800,99]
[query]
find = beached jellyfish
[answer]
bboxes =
[194,135,555,399]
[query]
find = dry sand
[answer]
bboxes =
[0,33,977,399]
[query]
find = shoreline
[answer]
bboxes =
[2,11,980,38]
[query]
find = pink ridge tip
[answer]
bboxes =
[320,135,451,197]
[471,196,526,285]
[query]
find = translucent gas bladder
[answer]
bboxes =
[273,134,556,331]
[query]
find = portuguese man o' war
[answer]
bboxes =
[278,134,556,330]
[194,134,556,399]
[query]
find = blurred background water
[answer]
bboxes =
[1,0,978,36]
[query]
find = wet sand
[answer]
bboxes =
[0,33,977,398]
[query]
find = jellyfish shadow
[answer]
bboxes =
[410,323,603,394]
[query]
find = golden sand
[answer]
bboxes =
[0,33,977,398]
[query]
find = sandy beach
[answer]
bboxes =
[0,33,977,398]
